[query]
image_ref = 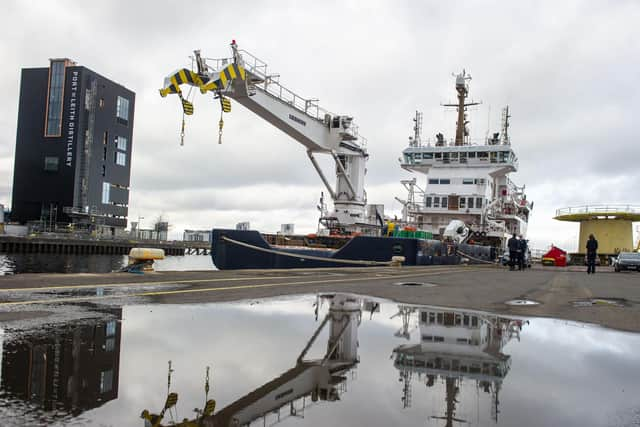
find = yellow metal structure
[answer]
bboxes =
[554,205,640,254]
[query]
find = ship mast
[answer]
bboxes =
[442,70,481,146]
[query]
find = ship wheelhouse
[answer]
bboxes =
[396,71,532,248]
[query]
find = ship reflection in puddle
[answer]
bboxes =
[1,295,639,426]
[391,305,525,426]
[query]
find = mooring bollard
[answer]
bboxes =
[391,256,406,267]
[128,248,165,272]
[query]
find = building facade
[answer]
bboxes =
[11,58,135,235]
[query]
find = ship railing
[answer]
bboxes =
[555,205,640,217]
[237,49,366,146]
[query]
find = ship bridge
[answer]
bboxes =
[401,144,518,176]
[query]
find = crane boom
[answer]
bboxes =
[160,41,374,233]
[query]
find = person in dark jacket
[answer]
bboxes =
[518,237,528,270]
[586,234,598,274]
[507,234,518,270]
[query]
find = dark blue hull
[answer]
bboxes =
[211,229,496,270]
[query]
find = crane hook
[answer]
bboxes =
[218,111,224,144]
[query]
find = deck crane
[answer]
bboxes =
[160,41,377,235]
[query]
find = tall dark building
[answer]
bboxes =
[11,58,135,235]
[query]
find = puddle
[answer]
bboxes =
[394,281,437,287]
[505,298,540,306]
[1,295,639,427]
[572,298,629,308]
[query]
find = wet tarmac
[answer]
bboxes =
[0,294,639,427]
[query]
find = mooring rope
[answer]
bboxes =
[456,249,499,266]
[221,236,392,266]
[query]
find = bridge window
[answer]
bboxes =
[433,197,440,208]
[478,152,488,160]
[440,179,450,185]
[429,179,439,184]
[499,151,509,163]
[468,152,476,158]
[468,198,474,209]
[460,198,466,209]
[476,198,483,208]
[441,197,448,208]
[462,178,474,184]
[414,153,421,159]
[423,152,433,159]
[425,197,432,207]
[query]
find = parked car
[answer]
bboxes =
[613,252,640,272]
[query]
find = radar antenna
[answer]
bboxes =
[442,70,481,146]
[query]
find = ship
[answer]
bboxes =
[396,70,532,249]
[158,43,504,270]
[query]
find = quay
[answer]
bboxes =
[0,234,210,256]
[0,265,639,333]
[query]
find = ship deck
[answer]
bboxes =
[1,265,639,332]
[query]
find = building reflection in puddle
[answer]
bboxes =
[0,307,122,421]
[391,305,525,426]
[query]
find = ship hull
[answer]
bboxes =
[211,229,496,270]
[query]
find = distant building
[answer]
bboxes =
[236,222,250,231]
[184,229,211,242]
[11,58,135,236]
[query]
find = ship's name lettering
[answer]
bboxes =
[288,114,306,126]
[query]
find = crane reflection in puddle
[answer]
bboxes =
[142,294,367,427]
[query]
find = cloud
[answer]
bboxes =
[1,1,639,246]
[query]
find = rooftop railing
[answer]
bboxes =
[555,205,640,217]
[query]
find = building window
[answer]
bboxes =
[462,178,474,185]
[106,320,116,336]
[100,369,114,393]
[116,136,127,151]
[468,198,474,209]
[425,197,432,208]
[44,156,59,172]
[44,60,66,137]
[116,96,130,123]
[99,98,104,108]
[102,182,110,204]
[105,337,115,352]
[115,152,126,166]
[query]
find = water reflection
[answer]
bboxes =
[392,306,525,426]
[0,295,638,426]
[0,307,122,423]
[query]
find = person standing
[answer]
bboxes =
[507,233,518,271]
[586,234,598,274]
[518,236,528,270]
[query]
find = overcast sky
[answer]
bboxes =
[1,0,638,250]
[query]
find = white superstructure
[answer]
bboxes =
[397,71,532,248]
